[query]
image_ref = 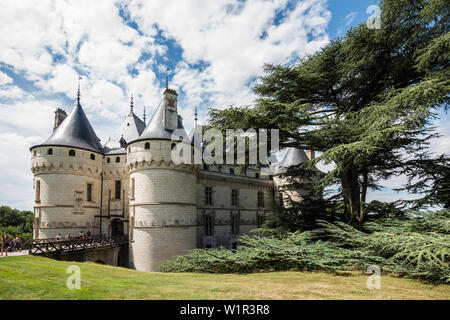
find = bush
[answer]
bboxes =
[161,210,450,283]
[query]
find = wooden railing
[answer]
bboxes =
[27,236,128,255]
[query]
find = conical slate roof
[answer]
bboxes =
[32,102,103,153]
[129,99,188,143]
[103,103,146,154]
[272,147,309,175]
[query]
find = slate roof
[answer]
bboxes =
[129,99,188,143]
[272,147,309,175]
[103,104,146,154]
[31,101,103,153]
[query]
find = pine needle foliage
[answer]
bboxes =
[161,211,450,283]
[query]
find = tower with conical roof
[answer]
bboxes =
[126,86,198,272]
[30,80,104,239]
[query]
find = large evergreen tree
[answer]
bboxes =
[209,0,449,223]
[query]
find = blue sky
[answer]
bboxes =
[0,0,448,210]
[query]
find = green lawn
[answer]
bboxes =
[0,256,448,300]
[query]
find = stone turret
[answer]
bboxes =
[127,88,198,272]
[30,95,103,239]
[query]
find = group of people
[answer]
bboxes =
[1,232,22,256]
[55,230,91,241]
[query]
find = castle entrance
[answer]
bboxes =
[111,219,124,236]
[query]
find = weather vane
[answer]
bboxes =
[77,75,82,103]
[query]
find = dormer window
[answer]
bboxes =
[47,148,53,155]
[69,150,76,157]
[90,154,95,160]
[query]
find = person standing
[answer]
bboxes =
[1,232,9,257]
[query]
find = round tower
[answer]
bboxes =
[30,96,104,239]
[127,88,198,272]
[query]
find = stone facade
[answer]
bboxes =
[30,87,309,272]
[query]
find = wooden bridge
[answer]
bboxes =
[26,236,128,255]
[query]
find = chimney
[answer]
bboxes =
[54,108,67,131]
[306,150,315,160]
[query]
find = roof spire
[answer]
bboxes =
[129,93,134,115]
[77,75,82,105]
[165,66,170,89]
[194,106,198,126]
[143,107,146,124]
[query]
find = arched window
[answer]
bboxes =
[90,154,95,160]
[107,157,110,163]
[115,156,120,163]
[145,142,150,150]
[47,148,53,155]
[171,143,176,150]
[69,149,76,157]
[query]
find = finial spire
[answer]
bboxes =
[77,75,82,105]
[194,106,198,126]
[165,66,170,89]
[129,93,134,115]
[143,107,146,124]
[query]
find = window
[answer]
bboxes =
[231,189,239,206]
[115,156,120,163]
[130,178,135,200]
[171,143,176,150]
[107,157,110,163]
[231,214,240,234]
[35,180,40,202]
[128,147,131,153]
[47,148,53,155]
[87,183,92,202]
[229,168,235,175]
[33,150,36,156]
[231,242,238,250]
[257,191,264,207]
[115,180,121,200]
[90,154,95,160]
[205,187,213,205]
[69,149,76,156]
[257,213,265,227]
[145,142,150,149]
[255,173,259,179]
[205,215,214,236]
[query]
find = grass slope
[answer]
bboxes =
[0,256,448,300]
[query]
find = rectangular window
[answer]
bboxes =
[87,183,92,202]
[115,180,121,200]
[205,215,214,236]
[257,191,264,207]
[35,180,40,202]
[205,187,213,205]
[231,214,240,234]
[257,213,265,227]
[130,178,135,200]
[231,189,239,206]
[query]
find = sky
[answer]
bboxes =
[0,0,448,211]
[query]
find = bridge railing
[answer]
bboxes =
[27,236,128,255]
